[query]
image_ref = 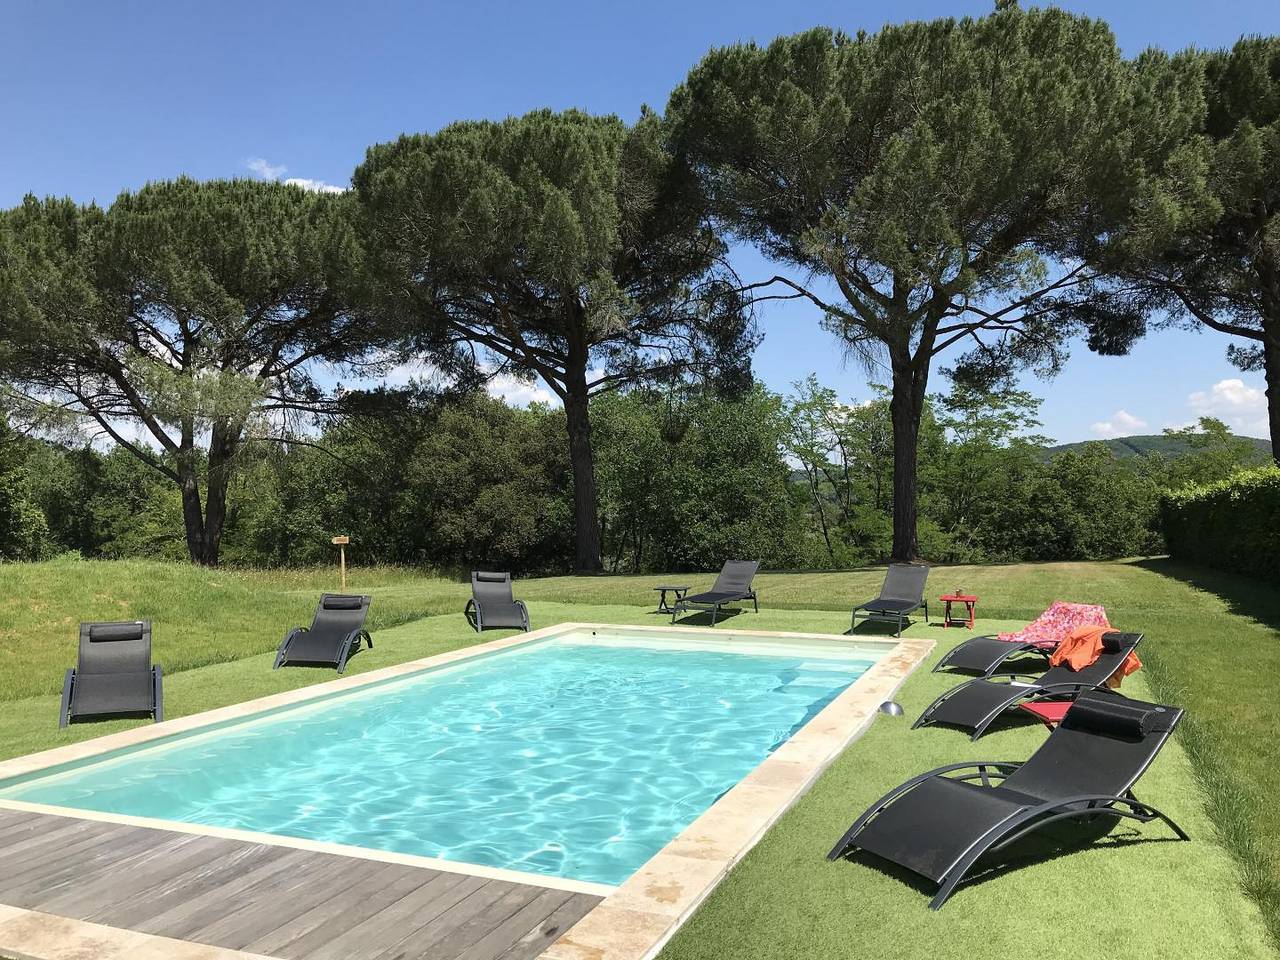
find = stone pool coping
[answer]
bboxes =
[0,621,931,960]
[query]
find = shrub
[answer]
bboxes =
[1161,466,1280,580]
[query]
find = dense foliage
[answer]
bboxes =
[0,179,380,566]
[1162,466,1280,580]
[6,381,1262,572]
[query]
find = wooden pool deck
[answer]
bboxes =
[0,807,602,960]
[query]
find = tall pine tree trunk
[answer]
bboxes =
[889,356,929,563]
[177,421,242,567]
[563,380,603,574]
[1265,326,1280,466]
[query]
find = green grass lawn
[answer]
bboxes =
[0,556,1276,957]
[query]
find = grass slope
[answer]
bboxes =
[0,557,1277,954]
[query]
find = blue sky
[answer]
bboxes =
[3,0,1278,442]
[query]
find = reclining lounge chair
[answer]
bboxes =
[828,690,1187,909]
[933,600,1111,676]
[60,621,163,727]
[274,594,372,673]
[671,560,759,626]
[465,571,529,632]
[850,564,930,637]
[914,630,1142,739]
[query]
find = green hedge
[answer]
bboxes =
[1161,466,1280,579]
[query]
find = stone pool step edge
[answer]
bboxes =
[0,903,285,960]
[538,638,935,960]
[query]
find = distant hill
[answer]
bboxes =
[1045,434,1272,460]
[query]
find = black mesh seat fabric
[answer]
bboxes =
[851,776,1046,883]
[274,594,372,673]
[466,572,529,632]
[829,691,1188,909]
[915,632,1143,739]
[932,635,1048,676]
[851,564,930,637]
[671,560,760,626]
[61,621,162,726]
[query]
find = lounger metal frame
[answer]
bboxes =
[465,571,530,632]
[670,561,760,627]
[916,632,1143,739]
[932,635,1051,675]
[850,564,930,637]
[273,595,373,674]
[829,697,1188,909]
[59,621,163,728]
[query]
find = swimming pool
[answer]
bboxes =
[0,627,888,887]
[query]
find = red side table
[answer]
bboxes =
[939,594,978,629]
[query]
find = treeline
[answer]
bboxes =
[1,385,1263,571]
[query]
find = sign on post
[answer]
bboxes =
[331,536,350,590]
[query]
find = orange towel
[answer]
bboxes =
[1049,624,1141,686]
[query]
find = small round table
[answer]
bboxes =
[939,593,978,629]
[654,585,690,614]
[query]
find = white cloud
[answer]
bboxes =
[1091,409,1148,439]
[283,177,346,194]
[486,372,556,407]
[243,158,346,194]
[1187,378,1269,436]
[244,157,287,179]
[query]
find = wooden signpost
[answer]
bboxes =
[332,536,350,590]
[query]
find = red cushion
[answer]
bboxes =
[1019,701,1072,725]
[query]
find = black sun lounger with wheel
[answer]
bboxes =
[274,594,372,673]
[670,560,759,626]
[828,690,1187,909]
[932,634,1053,676]
[850,563,930,637]
[60,621,163,728]
[465,571,529,632]
[914,631,1142,739]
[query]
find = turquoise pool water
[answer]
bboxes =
[0,631,881,886]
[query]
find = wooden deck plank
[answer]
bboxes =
[182,853,390,948]
[0,826,173,903]
[453,887,576,960]
[242,861,442,957]
[36,833,230,915]
[130,848,312,935]
[493,892,603,960]
[93,843,291,928]
[300,873,493,960]
[372,881,538,960]
[0,809,603,960]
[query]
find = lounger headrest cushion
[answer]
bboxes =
[1100,632,1126,653]
[322,595,364,610]
[88,622,144,642]
[1065,694,1160,739]
[475,572,509,583]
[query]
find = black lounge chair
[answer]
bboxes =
[59,621,163,728]
[828,690,1188,909]
[465,571,529,632]
[932,634,1052,676]
[274,594,372,673]
[932,601,1112,676]
[914,631,1143,739]
[850,564,930,637]
[670,560,759,626]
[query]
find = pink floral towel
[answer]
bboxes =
[996,601,1110,651]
